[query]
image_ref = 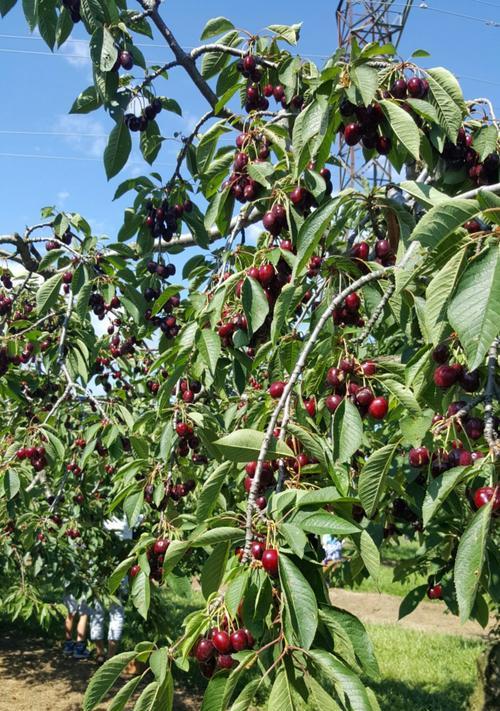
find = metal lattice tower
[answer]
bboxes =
[336,1,413,189]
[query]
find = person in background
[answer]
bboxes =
[88,515,133,664]
[321,535,344,570]
[62,595,91,659]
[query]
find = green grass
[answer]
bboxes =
[366,623,483,711]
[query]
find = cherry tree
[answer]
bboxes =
[0,1,499,709]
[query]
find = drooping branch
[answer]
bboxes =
[169,109,214,185]
[242,242,420,557]
[484,337,499,458]
[355,279,396,344]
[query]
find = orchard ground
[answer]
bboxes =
[0,545,489,711]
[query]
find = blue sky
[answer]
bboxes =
[1,0,499,245]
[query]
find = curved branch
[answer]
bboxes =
[484,337,499,458]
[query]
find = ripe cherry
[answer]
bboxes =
[269,381,285,399]
[368,396,388,420]
[212,630,232,654]
[261,548,279,577]
[459,370,480,393]
[195,638,214,662]
[409,447,430,468]
[344,122,362,146]
[304,397,316,417]
[217,654,234,669]
[326,394,343,413]
[258,264,274,285]
[433,364,458,389]
[473,486,500,511]
[360,361,377,376]
[432,343,449,364]
[130,564,141,578]
[465,417,484,440]
[62,271,73,284]
[407,77,424,98]
[176,422,191,438]
[243,55,256,73]
[119,50,134,70]
[345,292,360,312]
[182,390,194,403]
[376,136,392,155]
[355,387,374,407]
[290,186,307,206]
[427,584,443,600]
[153,539,169,555]
[230,629,248,651]
[251,541,265,560]
[390,78,407,99]
[375,239,391,258]
[352,241,369,260]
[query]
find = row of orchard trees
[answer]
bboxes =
[0,1,499,709]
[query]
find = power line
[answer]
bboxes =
[0,151,174,167]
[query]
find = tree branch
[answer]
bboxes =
[355,279,395,344]
[484,337,499,458]
[242,242,419,557]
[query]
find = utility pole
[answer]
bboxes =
[336,1,413,189]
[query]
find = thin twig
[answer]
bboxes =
[355,279,395,344]
[484,337,499,458]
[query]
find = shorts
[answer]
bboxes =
[63,594,90,616]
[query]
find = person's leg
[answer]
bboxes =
[89,601,106,663]
[107,604,125,658]
[62,596,77,655]
[76,612,88,642]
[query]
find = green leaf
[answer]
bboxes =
[319,607,379,679]
[378,378,420,414]
[307,649,372,711]
[36,273,62,315]
[131,570,150,620]
[108,675,142,711]
[104,121,132,180]
[359,530,380,583]
[400,180,449,208]
[280,522,308,558]
[108,557,134,594]
[162,540,190,576]
[448,245,500,370]
[247,161,274,188]
[424,248,465,344]
[132,673,173,711]
[426,69,464,141]
[4,470,20,500]
[422,466,468,526]
[201,542,230,599]
[37,0,57,49]
[70,86,102,114]
[140,120,162,165]
[229,679,259,711]
[351,64,378,106]
[358,442,399,518]
[196,462,230,522]
[398,584,428,620]
[404,98,439,124]
[300,512,360,536]
[473,124,498,161]
[280,554,318,649]
[455,502,492,622]
[267,22,302,45]
[200,674,231,711]
[214,429,294,462]
[477,190,500,227]
[286,422,328,469]
[271,283,300,344]
[268,670,303,710]
[124,490,144,528]
[82,651,137,711]
[197,329,221,375]
[242,277,269,335]
[411,199,479,248]
[201,16,235,39]
[294,198,338,277]
[333,399,363,463]
[192,527,243,547]
[379,99,420,160]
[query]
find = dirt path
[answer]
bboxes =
[0,590,489,711]
[330,588,490,638]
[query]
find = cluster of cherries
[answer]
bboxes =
[130,537,170,582]
[322,358,389,419]
[107,333,139,361]
[125,97,163,133]
[441,128,499,186]
[177,377,202,405]
[67,461,83,477]
[16,445,47,472]
[193,623,255,676]
[144,199,192,242]
[223,139,268,204]
[237,54,269,112]
[0,293,13,316]
[146,259,176,280]
[88,291,121,319]
[332,289,364,328]
[145,478,196,509]
[46,229,73,251]
[145,293,181,340]
[339,100,391,153]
